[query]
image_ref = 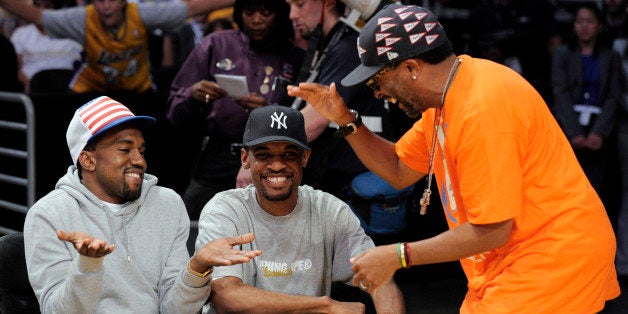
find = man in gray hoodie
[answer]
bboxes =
[23,95,261,313]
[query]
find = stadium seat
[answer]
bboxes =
[0,232,40,313]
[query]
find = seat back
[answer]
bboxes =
[29,69,74,94]
[0,232,40,313]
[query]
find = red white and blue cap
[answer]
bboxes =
[66,96,156,165]
[342,4,448,86]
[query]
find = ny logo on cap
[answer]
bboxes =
[270,112,287,130]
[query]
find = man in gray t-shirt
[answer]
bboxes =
[196,106,405,313]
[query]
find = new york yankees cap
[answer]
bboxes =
[243,106,309,150]
[342,4,448,86]
[66,96,156,165]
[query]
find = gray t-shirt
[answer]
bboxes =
[41,2,187,45]
[196,185,374,297]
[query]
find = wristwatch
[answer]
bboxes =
[187,261,213,278]
[333,110,362,138]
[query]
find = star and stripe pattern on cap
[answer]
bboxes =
[78,96,135,135]
[358,5,443,61]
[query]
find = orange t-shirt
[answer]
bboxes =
[396,55,619,313]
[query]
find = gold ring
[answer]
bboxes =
[358,281,369,291]
[205,94,210,103]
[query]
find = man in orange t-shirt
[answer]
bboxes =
[288,4,620,313]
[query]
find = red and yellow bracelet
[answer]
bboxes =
[404,242,412,268]
[397,242,408,268]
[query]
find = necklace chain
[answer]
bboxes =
[419,58,461,215]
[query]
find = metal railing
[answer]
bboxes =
[0,92,35,235]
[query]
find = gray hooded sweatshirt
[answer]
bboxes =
[24,166,210,313]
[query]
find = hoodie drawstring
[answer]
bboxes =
[105,206,131,262]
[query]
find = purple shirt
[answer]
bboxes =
[167,29,303,142]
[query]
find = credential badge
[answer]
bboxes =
[216,58,235,71]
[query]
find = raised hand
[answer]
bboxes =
[189,233,262,273]
[56,229,115,258]
[287,82,353,124]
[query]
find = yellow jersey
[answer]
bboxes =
[71,3,152,93]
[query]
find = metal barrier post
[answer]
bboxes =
[0,92,36,234]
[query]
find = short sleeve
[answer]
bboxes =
[395,119,430,174]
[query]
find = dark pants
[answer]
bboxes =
[184,139,242,220]
[574,119,615,211]
[182,179,234,221]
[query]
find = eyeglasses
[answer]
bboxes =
[366,63,399,92]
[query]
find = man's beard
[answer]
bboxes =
[300,29,312,40]
[260,185,293,201]
[122,181,141,202]
[401,102,422,119]
[394,88,424,119]
[300,24,321,41]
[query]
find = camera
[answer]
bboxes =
[342,0,395,21]
[339,0,396,32]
